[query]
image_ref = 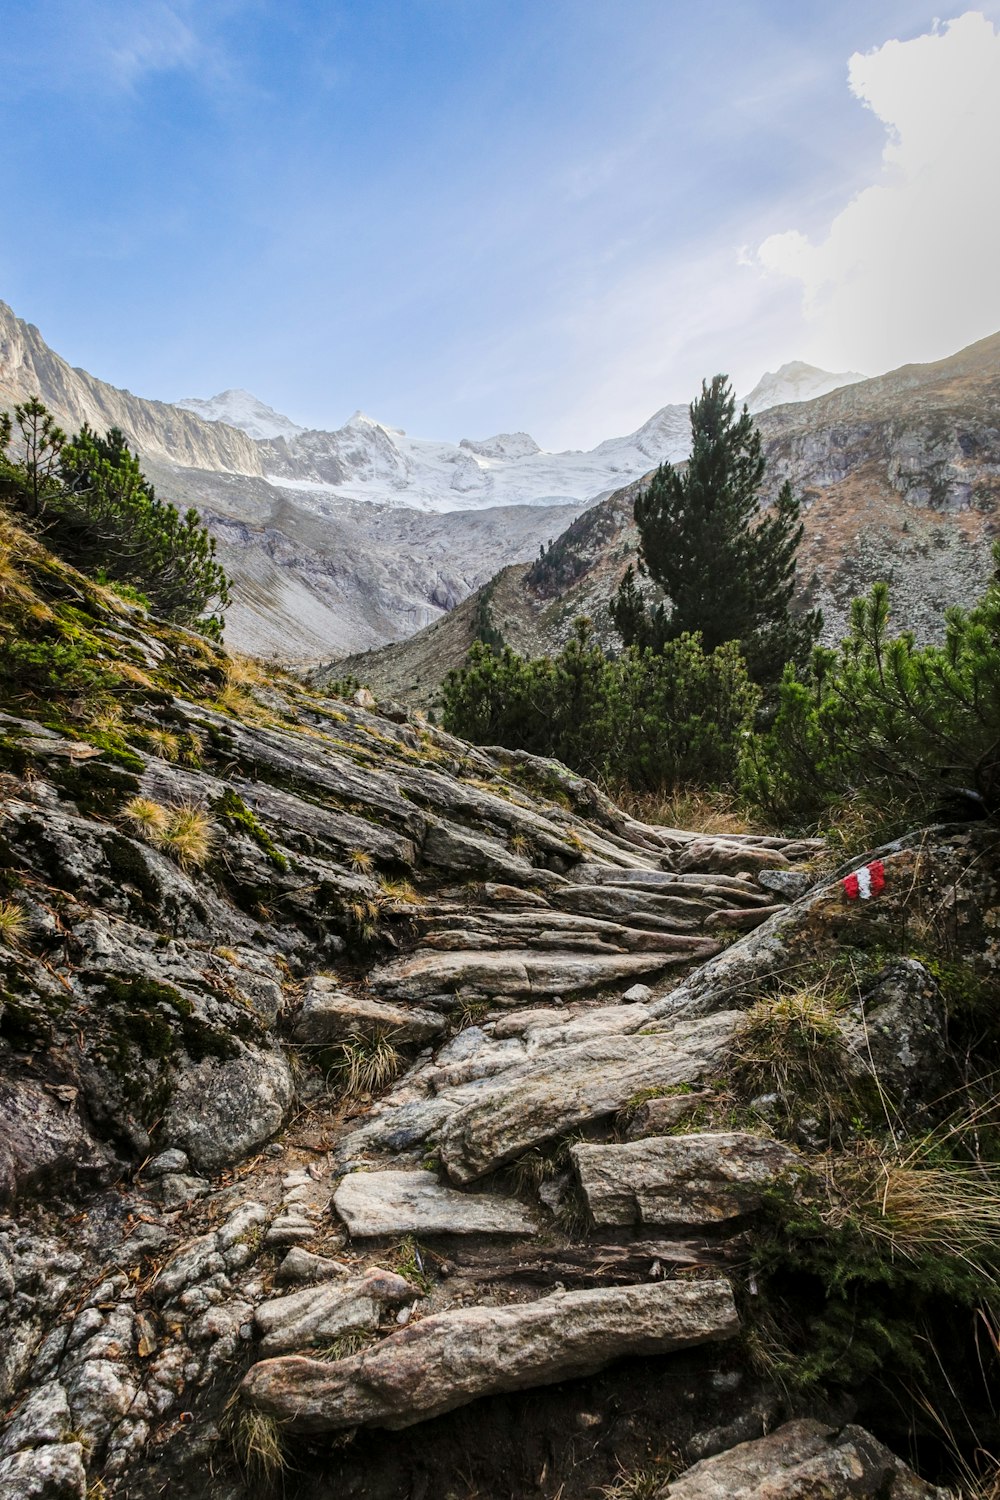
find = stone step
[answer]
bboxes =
[242,1277,739,1433]
[333,1169,542,1238]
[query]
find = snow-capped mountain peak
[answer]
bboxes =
[459,433,541,462]
[743,362,866,414]
[180,361,869,516]
[177,388,304,442]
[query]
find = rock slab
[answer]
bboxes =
[255,1268,417,1356]
[660,1417,948,1498]
[334,1170,542,1237]
[571,1132,803,1226]
[242,1277,739,1432]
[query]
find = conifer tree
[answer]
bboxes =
[611,375,820,683]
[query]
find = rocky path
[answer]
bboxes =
[0,636,978,1499]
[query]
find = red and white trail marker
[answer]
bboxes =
[842,859,886,901]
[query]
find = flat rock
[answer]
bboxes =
[703,906,783,932]
[756,868,814,901]
[660,1417,948,1498]
[438,1011,739,1184]
[625,1093,706,1139]
[571,1133,803,1226]
[276,1248,350,1285]
[293,978,445,1046]
[255,1268,417,1356]
[242,1278,739,1432]
[334,1170,542,1237]
[676,841,790,876]
[371,948,703,1005]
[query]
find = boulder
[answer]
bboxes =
[242,1278,739,1432]
[840,960,950,1114]
[571,1133,803,1227]
[660,1417,948,1498]
[162,1047,294,1173]
[333,1170,542,1237]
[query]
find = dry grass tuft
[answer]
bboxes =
[141,728,182,762]
[348,848,374,873]
[162,802,214,868]
[125,797,214,868]
[730,984,851,1124]
[599,1458,681,1499]
[0,899,28,946]
[330,1030,403,1097]
[230,1407,285,1481]
[824,1143,1000,1272]
[122,796,170,844]
[614,784,761,837]
[377,877,423,905]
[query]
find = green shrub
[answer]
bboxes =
[2,404,230,637]
[442,619,757,794]
[742,549,1000,828]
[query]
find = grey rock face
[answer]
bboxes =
[333,1170,542,1238]
[0,1442,87,1499]
[0,1383,71,1458]
[437,1012,740,1184]
[570,1133,804,1227]
[0,1081,112,1207]
[660,1417,948,1498]
[293,978,445,1046]
[162,1049,295,1173]
[242,1278,740,1432]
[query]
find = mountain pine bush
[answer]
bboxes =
[442,619,757,792]
[1,402,230,637]
[742,550,1000,828]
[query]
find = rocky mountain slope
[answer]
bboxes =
[0,301,862,659]
[324,331,1000,708]
[1,515,998,1499]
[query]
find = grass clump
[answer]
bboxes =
[122,796,171,843]
[729,984,862,1137]
[0,899,28,946]
[230,1407,285,1484]
[599,1459,681,1499]
[122,796,215,868]
[162,802,214,868]
[328,1029,402,1097]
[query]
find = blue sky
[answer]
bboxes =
[3,1,999,446]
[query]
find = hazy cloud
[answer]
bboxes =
[755,11,1000,370]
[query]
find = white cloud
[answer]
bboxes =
[755,11,1000,372]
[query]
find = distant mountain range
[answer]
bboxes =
[172,364,864,516]
[0,295,923,661]
[317,331,1000,708]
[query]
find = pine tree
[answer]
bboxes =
[611,375,820,683]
